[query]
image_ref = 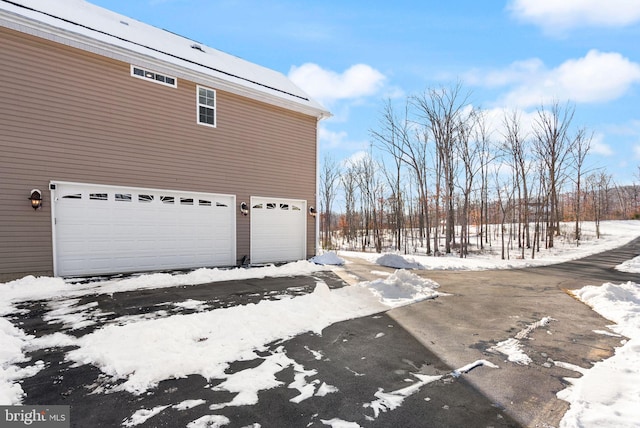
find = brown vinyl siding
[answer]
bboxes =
[0,26,318,279]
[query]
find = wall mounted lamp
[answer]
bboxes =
[309,206,317,217]
[29,189,43,210]
[240,201,249,216]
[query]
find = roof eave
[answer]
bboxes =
[0,8,331,119]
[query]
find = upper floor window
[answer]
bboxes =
[197,86,216,127]
[131,65,176,88]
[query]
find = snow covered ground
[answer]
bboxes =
[558,282,640,428]
[615,255,640,273]
[339,220,640,271]
[1,220,639,427]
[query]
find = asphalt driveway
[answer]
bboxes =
[9,236,639,427]
[13,270,518,427]
[339,236,640,427]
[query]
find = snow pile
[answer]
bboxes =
[558,282,640,428]
[0,276,68,315]
[360,270,440,308]
[375,254,424,270]
[615,255,640,273]
[0,262,328,306]
[310,251,345,266]
[0,318,44,405]
[2,269,441,403]
[64,274,435,395]
[0,261,326,404]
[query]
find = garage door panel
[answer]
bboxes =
[53,182,236,276]
[250,197,306,264]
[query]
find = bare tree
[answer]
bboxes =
[477,117,495,250]
[319,156,341,249]
[570,128,592,244]
[532,101,576,248]
[502,109,531,258]
[529,159,549,258]
[413,82,471,254]
[405,123,432,254]
[354,152,385,252]
[371,98,433,253]
[339,85,623,261]
[456,108,485,257]
[494,170,514,260]
[341,161,359,247]
[587,172,611,239]
[370,99,409,251]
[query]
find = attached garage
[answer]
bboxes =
[250,197,307,264]
[51,182,236,277]
[0,0,328,281]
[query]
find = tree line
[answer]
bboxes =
[319,83,640,259]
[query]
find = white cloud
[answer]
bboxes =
[590,133,614,156]
[342,150,369,167]
[492,50,640,108]
[318,126,368,152]
[470,108,613,161]
[288,63,386,105]
[319,127,349,149]
[480,107,540,141]
[466,58,545,87]
[606,119,640,137]
[382,86,406,100]
[509,0,640,32]
[634,145,640,160]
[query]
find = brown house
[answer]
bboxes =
[0,0,329,280]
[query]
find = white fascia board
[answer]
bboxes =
[0,9,331,120]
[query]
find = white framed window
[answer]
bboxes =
[131,65,177,88]
[197,86,216,127]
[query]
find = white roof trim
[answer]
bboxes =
[0,0,331,119]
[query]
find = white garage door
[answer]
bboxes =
[250,197,307,264]
[51,182,236,277]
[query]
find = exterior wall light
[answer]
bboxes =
[240,201,249,216]
[309,206,317,217]
[29,189,43,210]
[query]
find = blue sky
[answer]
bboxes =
[91,0,640,185]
